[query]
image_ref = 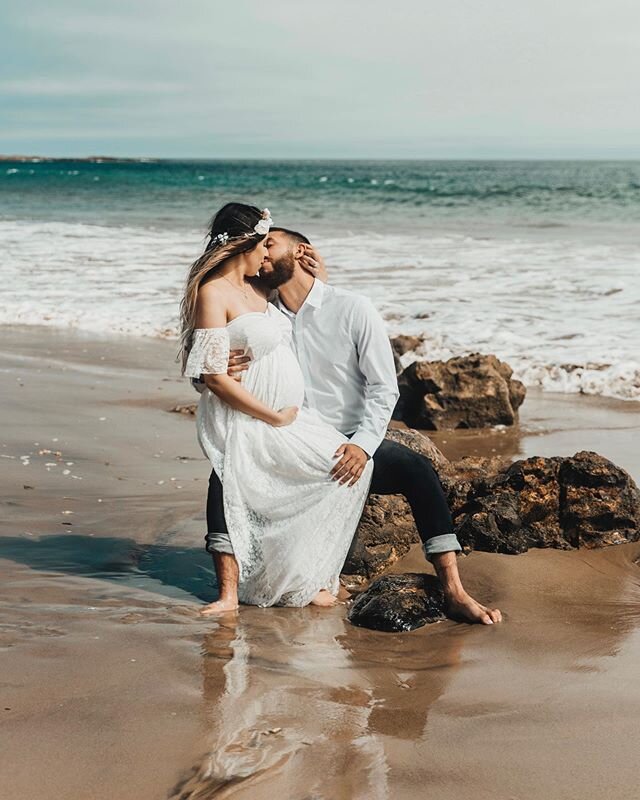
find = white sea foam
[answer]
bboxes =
[0,219,197,338]
[0,219,638,401]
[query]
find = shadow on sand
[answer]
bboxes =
[0,534,217,604]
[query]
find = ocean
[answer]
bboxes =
[1,158,639,400]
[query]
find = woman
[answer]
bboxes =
[180,203,373,611]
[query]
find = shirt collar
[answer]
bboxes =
[304,277,325,310]
[276,277,325,315]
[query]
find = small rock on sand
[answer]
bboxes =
[348,573,446,632]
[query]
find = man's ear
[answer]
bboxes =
[293,243,307,261]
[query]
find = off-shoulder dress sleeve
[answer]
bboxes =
[184,328,230,378]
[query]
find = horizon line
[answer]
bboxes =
[2,153,640,163]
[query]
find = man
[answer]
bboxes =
[200,228,502,624]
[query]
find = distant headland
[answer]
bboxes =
[0,155,158,163]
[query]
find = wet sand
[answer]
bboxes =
[2,325,640,800]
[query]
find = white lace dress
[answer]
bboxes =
[185,304,373,607]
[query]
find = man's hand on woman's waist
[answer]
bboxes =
[227,349,251,382]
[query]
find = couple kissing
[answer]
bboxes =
[180,202,501,625]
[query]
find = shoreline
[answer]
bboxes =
[2,325,640,799]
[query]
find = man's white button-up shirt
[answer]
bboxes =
[274,279,399,457]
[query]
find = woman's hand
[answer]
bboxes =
[299,244,328,283]
[271,406,299,427]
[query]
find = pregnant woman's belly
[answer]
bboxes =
[243,343,306,409]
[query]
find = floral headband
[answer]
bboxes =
[210,208,273,248]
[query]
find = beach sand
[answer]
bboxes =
[2,325,640,800]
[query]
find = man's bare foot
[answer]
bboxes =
[446,592,502,625]
[310,589,338,607]
[200,597,239,616]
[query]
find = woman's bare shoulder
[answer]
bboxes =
[195,280,230,328]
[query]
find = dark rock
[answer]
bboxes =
[447,455,507,485]
[560,452,640,548]
[348,573,446,632]
[344,494,420,578]
[397,353,526,430]
[454,451,640,554]
[383,427,449,473]
[390,335,423,356]
[390,336,425,380]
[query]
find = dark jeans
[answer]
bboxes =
[369,439,453,539]
[205,439,453,554]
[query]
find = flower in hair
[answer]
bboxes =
[253,208,273,235]
[211,232,229,247]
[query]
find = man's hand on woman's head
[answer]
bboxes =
[299,244,328,283]
[331,443,369,486]
[227,349,251,382]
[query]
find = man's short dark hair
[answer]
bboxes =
[271,227,310,246]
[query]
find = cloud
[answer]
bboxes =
[0,78,183,97]
[1,0,639,157]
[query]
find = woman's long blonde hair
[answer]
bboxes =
[179,203,266,374]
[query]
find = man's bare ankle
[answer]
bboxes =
[443,586,468,603]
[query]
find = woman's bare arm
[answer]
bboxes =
[203,371,296,426]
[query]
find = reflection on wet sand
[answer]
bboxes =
[171,603,462,799]
[172,542,640,800]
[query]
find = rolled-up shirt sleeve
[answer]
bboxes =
[348,298,400,457]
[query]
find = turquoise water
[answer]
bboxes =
[1,159,639,400]
[2,159,640,232]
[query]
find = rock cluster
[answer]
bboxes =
[345,440,640,632]
[343,430,640,580]
[395,353,526,430]
[454,451,640,554]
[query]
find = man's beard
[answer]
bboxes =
[260,252,295,289]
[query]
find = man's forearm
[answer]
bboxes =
[349,386,399,457]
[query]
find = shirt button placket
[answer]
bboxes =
[296,310,316,409]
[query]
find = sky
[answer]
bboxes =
[1,0,639,159]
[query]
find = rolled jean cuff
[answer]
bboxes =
[205,531,235,556]
[422,533,462,561]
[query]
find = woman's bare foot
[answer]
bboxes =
[200,597,239,616]
[337,584,351,602]
[310,589,338,607]
[446,592,502,625]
